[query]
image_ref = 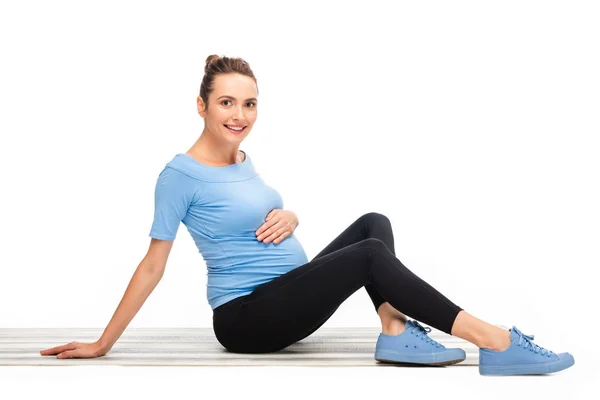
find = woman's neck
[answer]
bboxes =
[187,134,243,166]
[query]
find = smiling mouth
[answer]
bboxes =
[224,125,247,133]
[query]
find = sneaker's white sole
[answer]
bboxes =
[375,348,466,366]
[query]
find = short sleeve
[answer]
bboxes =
[149,167,197,241]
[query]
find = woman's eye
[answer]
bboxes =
[221,100,256,108]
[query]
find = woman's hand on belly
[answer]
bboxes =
[255,209,298,244]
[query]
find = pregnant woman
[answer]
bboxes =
[40,55,574,376]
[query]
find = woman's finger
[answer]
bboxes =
[40,342,76,355]
[57,349,77,359]
[256,220,274,238]
[273,231,289,244]
[258,221,283,241]
[264,226,288,243]
[263,225,284,243]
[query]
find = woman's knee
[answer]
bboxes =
[361,211,391,226]
[358,237,389,252]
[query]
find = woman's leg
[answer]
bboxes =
[335,214,508,349]
[213,237,465,353]
[311,212,408,333]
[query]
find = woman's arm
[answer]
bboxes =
[40,259,164,358]
[97,260,164,353]
[97,239,173,353]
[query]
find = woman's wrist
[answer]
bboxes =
[96,339,111,355]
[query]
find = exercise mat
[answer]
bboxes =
[1,326,499,366]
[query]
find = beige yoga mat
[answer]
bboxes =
[0,326,502,366]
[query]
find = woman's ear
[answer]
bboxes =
[197,96,206,118]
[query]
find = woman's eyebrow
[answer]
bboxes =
[217,95,258,101]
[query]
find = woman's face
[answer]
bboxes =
[198,73,258,144]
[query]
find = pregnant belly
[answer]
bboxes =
[250,233,309,267]
[203,233,309,271]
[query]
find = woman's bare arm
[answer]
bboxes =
[41,239,173,358]
[97,261,165,353]
[97,239,174,352]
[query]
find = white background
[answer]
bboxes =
[0,0,597,398]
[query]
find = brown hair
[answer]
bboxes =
[199,55,259,113]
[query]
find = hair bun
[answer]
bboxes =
[205,55,221,72]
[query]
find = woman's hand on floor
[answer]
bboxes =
[40,341,107,359]
[256,209,299,244]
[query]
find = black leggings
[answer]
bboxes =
[212,212,464,353]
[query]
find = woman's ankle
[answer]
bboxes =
[480,329,511,351]
[381,317,407,336]
[451,310,511,350]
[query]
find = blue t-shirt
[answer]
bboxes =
[149,151,309,310]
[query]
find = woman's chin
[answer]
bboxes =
[228,131,248,140]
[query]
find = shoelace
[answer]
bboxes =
[513,326,554,356]
[411,321,443,348]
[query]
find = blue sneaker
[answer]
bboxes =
[374,320,466,366]
[479,326,575,375]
